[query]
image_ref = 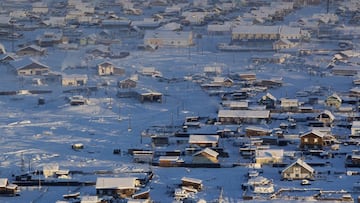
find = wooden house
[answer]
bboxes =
[325,93,342,108]
[273,38,297,50]
[299,130,326,149]
[181,177,203,191]
[221,101,248,110]
[143,30,194,47]
[140,67,162,77]
[203,66,221,77]
[16,60,50,76]
[16,45,46,56]
[36,32,63,47]
[96,177,139,198]
[132,150,153,164]
[61,74,88,86]
[137,89,162,103]
[158,156,184,167]
[212,77,234,87]
[0,178,18,196]
[192,148,219,164]
[238,73,256,82]
[98,61,125,76]
[118,78,137,89]
[245,126,272,137]
[259,92,277,109]
[188,134,219,148]
[255,149,284,165]
[281,159,315,180]
[0,53,16,63]
[316,110,335,126]
[351,121,360,138]
[218,110,270,124]
[280,98,299,111]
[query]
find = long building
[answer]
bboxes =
[231,25,302,41]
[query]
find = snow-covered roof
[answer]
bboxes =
[317,109,335,121]
[62,74,88,80]
[181,177,202,184]
[256,149,284,158]
[300,130,326,138]
[282,159,315,174]
[189,134,219,144]
[279,26,301,36]
[262,92,277,101]
[218,110,270,119]
[193,147,219,158]
[232,25,279,35]
[144,30,192,41]
[96,177,136,189]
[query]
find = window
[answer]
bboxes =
[304,138,308,143]
[314,138,318,143]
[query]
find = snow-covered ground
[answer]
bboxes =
[0,1,359,203]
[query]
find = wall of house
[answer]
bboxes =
[282,166,313,180]
[300,134,323,149]
[192,154,218,164]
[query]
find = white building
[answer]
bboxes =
[143,30,194,47]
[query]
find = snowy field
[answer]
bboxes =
[0,1,359,203]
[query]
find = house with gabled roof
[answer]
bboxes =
[281,159,315,180]
[61,74,88,86]
[192,147,219,164]
[218,109,270,124]
[16,45,46,56]
[299,130,326,149]
[16,60,50,76]
[143,30,194,47]
[273,38,297,50]
[118,78,137,89]
[259,92,277,109]
[96,177,139,198]
[316,110,335,126]
[0,178,18,196]
[189,134,219,148]
[255,149,284,165]
[181,177,203,191]
[325,93,342,108]
[280,98,299,111]
[98,61,125,76]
